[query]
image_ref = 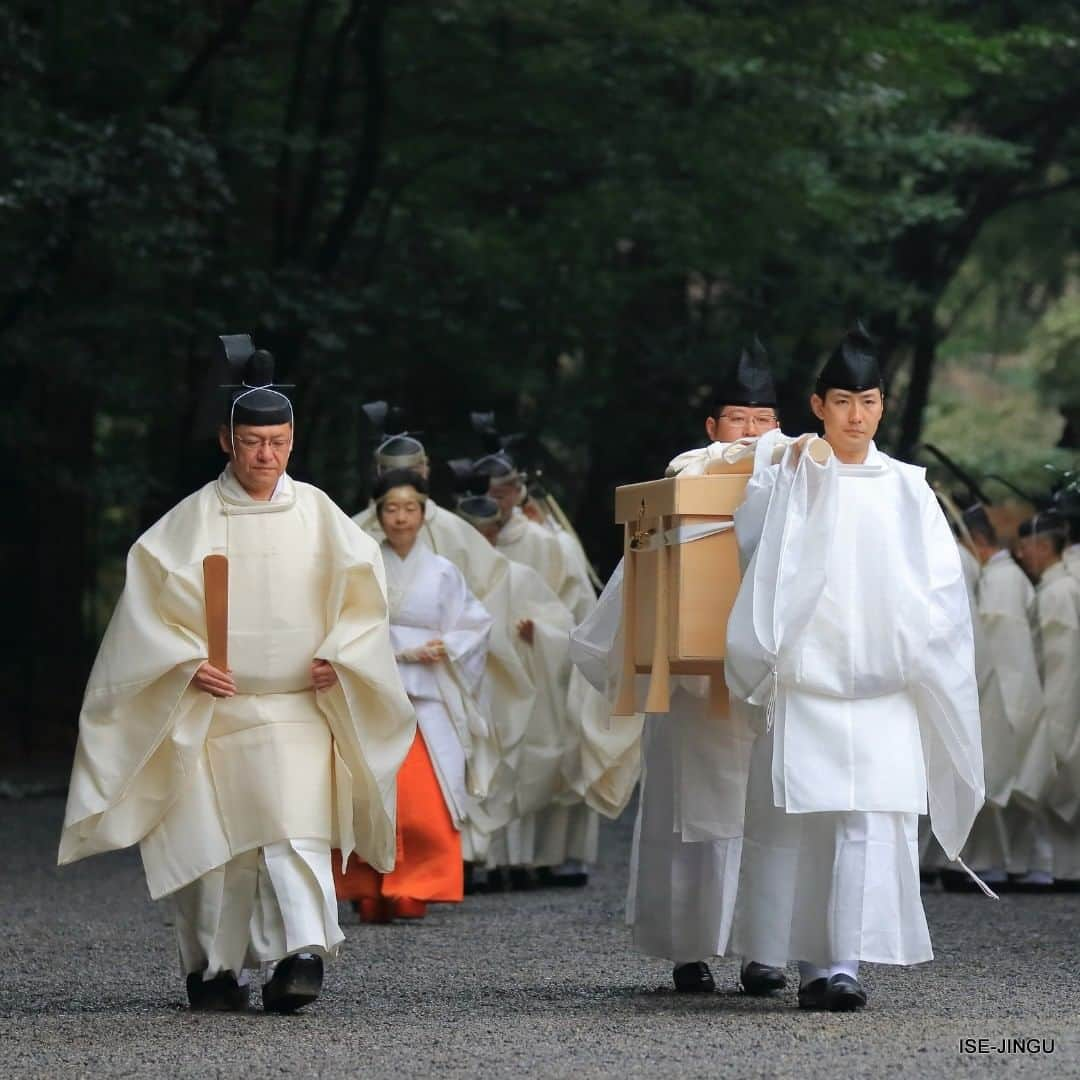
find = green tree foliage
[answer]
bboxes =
[1,0,1077,754]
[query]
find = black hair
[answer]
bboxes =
[373,469,429,503]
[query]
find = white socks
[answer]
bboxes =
[798,960,859,986]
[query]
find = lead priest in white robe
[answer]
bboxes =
[725,324,986,1012]
[58,342,415,1014]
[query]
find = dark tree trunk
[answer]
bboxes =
[896,305,938,462]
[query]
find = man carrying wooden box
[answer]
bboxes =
[571,341,790,995]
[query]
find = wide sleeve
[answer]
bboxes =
[59,534,216,865]
[314,523,417,873]
[911,487,985,861]
[438,563,494,696]
[726,438,837,705]
[979,569,1042,742]
[1039,585,1080,822]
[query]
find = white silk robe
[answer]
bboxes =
[384,543,493,827]
[725,436,984,967]
[483,560,576,867]
[1036,564,1080,828]
[60,468,416,900]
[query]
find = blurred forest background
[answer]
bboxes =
[2,0,1078,760]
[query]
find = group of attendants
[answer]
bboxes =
[56,325,1077,1019]
[924,497,1080,896]
[334,431,614,918]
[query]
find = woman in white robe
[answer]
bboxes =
[335,471,494,921]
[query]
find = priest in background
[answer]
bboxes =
[58,340,415,1013]
[1016,511,1080,890]
[938,505,1043,891]
[725,324,985,1012]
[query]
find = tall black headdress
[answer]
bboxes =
[1017,509,1067,540]
[220,334,294,428]
[715,336,777,409]
[815,321,882,397]
[456,494,502,529]
[472,450,521,485]
[961,503,998,547]
[470,411,526,456]
[362,399,427,471]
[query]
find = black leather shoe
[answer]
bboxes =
[508,867,534,891]
[797,978,828,1010]
[740,961,787,996]
[534,866,589,888]
[262,954,323,1014]
[186,971,249,1012]
[825,973,867,1012]
[673,961,715,993]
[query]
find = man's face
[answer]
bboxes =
[1016,534,1055,579]
[810,388,883,460]
[705,406,779,443]
[219,422,293,499]
[488,477,523,524]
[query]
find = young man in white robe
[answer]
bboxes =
[58,342,416,1013]
[476,451,601,885]
[456,495,578,888]
[937,506,1043,890]
[335,471,495,918]
[725,324,985,1011]
[1016,511,1080,890]
[352,433,535,872]
[569,341,788,996]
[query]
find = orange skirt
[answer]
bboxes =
[334,729,463,904]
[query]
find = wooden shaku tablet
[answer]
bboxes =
[202,554,229,672]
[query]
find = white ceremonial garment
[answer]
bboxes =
[958,550,1042,873]
[498,507,602,867]
[1031,563,1080,879]
[174,838,343,979]
[498,507,594,624]
[569,466,760,961]
[383,542,493,827]
[483,561,575,866]
[60,468,416,904]
[1063,544,1080,582]
[725,438,984,968]
[354,499,535,859]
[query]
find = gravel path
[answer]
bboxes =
[1,796,1075,1078]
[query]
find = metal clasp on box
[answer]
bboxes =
[629,497,655,551]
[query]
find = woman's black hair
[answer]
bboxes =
[373,468,429,506]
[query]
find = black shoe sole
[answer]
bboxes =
[826,991,867,1012]
[263,957,323,1014]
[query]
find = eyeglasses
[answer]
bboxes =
[716,412,778,427]
[234,436,291,452]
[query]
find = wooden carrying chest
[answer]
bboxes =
[612,460,751,715]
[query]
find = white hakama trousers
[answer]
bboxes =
[730,735,932,970]
[173,838,344,980]
[1005,803,1054,876]
[532,803,599,868]
[628,715,742,963]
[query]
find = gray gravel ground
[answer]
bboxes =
[1,795,1076,1079]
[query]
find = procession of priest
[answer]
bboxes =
[58,326,1080,1016]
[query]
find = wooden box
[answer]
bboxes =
[612,460,751,715]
